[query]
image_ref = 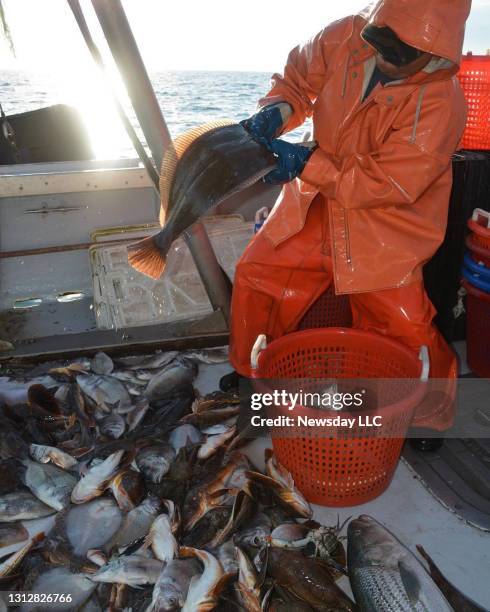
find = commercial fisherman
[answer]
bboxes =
[223,0,471,445]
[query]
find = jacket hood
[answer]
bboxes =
[361,0,471,67]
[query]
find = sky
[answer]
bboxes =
[1,0,490,73]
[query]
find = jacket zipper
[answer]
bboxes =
[343,210,353,270]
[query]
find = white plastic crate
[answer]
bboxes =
[90,216,253,329]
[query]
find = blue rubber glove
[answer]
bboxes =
[240,103,288,146]
[263,139,315,185]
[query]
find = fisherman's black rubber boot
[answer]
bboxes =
[408,428,444,452]
[219,370,242,392]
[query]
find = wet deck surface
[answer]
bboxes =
[195,360,490,609]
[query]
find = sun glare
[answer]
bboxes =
[56,66,133,160]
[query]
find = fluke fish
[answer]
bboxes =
[127,121,276,279]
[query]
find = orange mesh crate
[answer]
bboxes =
[457,55,490,150]
[251,329,426,506]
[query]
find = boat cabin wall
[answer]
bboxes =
[0,158,279,360]
[0,158,159,348]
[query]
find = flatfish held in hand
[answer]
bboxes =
[128,121,276,278]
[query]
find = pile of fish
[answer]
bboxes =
[0,349,485,611]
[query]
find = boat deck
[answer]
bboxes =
[194,360,490,609]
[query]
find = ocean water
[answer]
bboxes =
[0,69,311,160]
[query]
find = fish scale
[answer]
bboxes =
[353,567,431,611]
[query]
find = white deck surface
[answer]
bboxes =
[196,361,490,609]
[1,358,487,608]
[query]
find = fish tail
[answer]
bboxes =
[33,532,45,543]
[416,544,434,568]
[127,234,169,279]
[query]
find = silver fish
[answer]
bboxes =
[0,532,44,577]
[163,499,181,534]
[182,348,229,364]
[76,374,132,414]
[0,522,29,548]
[54,383,71,404]
[235,511,272,549]
[90,555,163,587]
[86,549,108,567]
[98,414,126,439]
[136,444,176,483]
[29,444,78,470]
[216,539,239,574]
[347,515,453,612]
[90,352,114,375]
[116,351,179,371]
[169,424,204,453]
[127,382,144,396]
[111,370,147,386]
[245,449,312,519]
[146,514,179,563]
[20,567,96,611]
[145,359,197,402]
[197,425,236,460]
[235,546,262,612]
[22,458,77,511]
[127,398,150,432]
[181,547,225,612]
[0,490,55,522]
[106,495,160,553]
[135,370,154,381]
[270,522,309,543]
[200,418,238,435]
[66,497,122,556]
[148,558,201,612]
[71,450,125,504]
[78,595,103,612]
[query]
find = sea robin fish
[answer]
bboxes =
[127,121,276,279]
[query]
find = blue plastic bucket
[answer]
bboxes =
[462,257,490,293]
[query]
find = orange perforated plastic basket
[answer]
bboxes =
[457,55,490,150]
[252,328,425,506]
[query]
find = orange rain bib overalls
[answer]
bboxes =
[229,0,471,430]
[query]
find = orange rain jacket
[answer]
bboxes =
[259,0,471,295]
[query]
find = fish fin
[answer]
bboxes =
[398,560,422,605]
[212,572,232,597]
[127,235,168,279]
[32,532,45,544]
[159,119,236,219]
[179,546,196,559]
[257,545,268,587]
[261,583,274,611]
[264,448,274,463]
[244,470,282,491]
[415,544,434,571]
